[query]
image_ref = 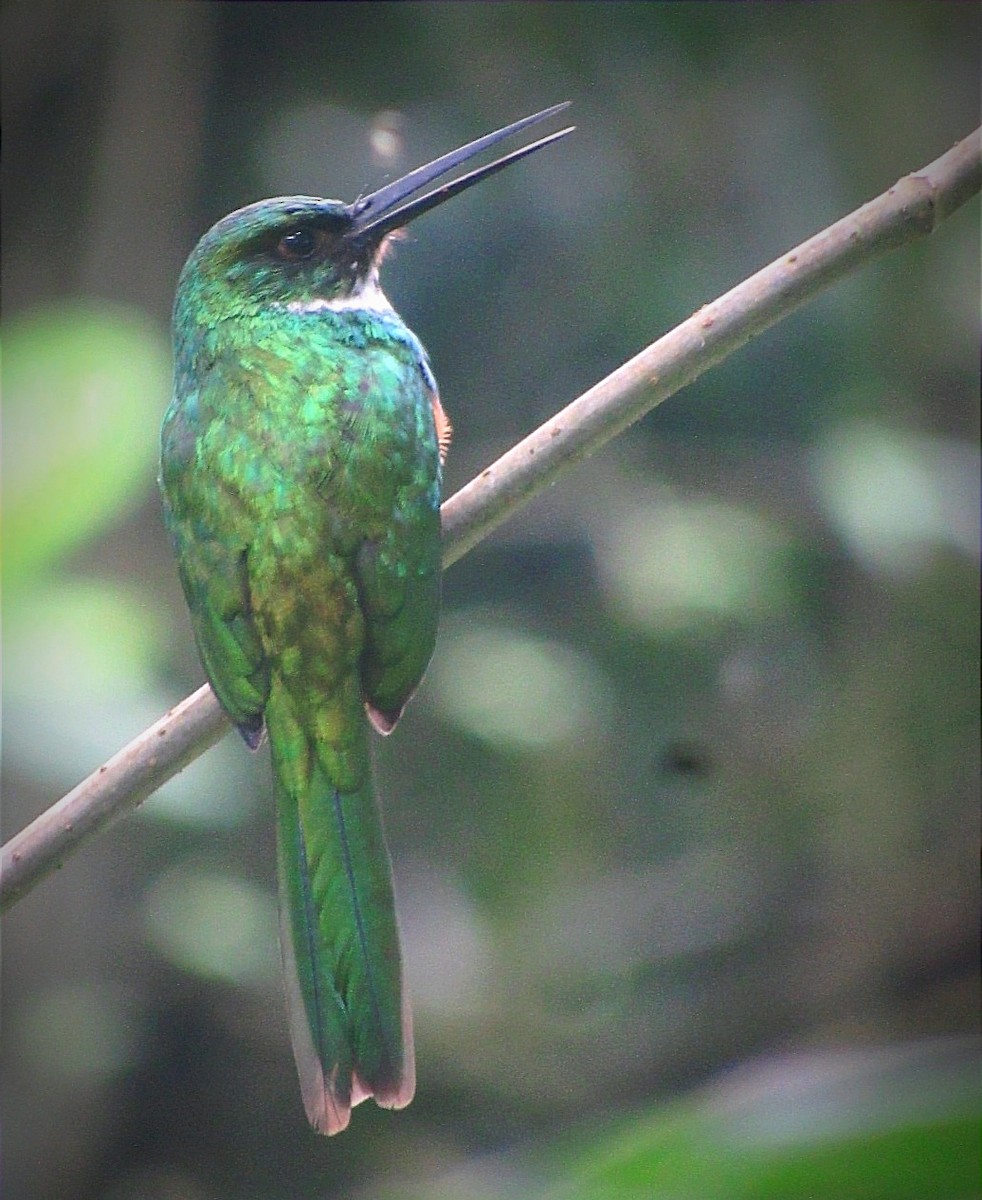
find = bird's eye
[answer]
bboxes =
[276,228,320,261]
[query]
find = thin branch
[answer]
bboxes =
[441,128,981,565]
[2,128,979,913]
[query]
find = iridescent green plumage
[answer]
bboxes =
[159,106,572,1134]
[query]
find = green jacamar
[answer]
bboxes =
[160,105,572,1134]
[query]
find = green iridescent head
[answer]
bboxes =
[179,196,375,315]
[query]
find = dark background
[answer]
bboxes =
[3,4,979,1198]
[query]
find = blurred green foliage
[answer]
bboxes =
[3,305,177,777]
[2,4,978,1199]
[541,1042,980,1200]
[3,304,169,594]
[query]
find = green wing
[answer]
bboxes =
[354,523,441,734]
[160,402,270,745]
[353,367,445,735]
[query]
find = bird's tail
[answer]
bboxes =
[268,679,414,1135]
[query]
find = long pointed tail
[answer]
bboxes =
[269,683,414,1135]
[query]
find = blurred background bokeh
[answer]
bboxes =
[2,4,979,1199]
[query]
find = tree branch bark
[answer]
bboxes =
[3,127,979,912]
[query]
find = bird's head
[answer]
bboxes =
[174,104,572,327]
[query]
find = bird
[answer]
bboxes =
[159,104,572,1134]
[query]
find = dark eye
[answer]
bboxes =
[276,227,319,261]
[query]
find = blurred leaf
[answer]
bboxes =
[541,1040,981,1200]
[12,980,145,1082]
[142,863,279,987]
[2,302,169,593]
[3,579,170,783]
[810,421,981,579]
[428,614,613,750]
[594,495,796,633]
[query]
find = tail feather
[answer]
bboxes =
[271,693,414,1134]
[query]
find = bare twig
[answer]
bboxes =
[2,687,229,909]
[2,128,979,912]
[440,129,981,564]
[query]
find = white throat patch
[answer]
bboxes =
[283,276,393,315]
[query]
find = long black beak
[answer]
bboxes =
[348,103,573,242]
